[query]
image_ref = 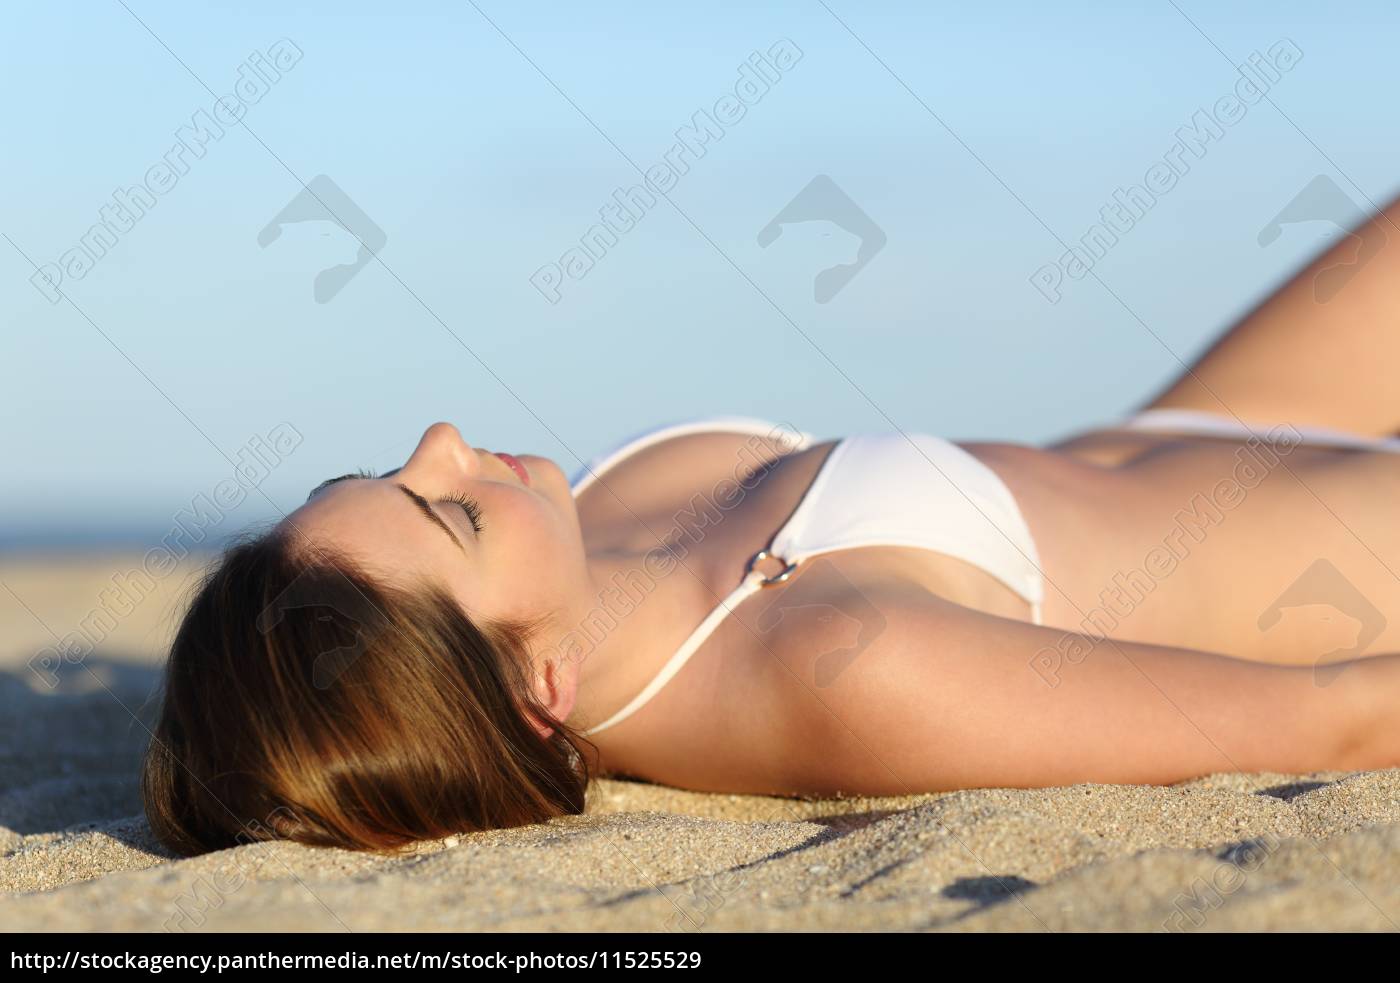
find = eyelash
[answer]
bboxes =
[441,491,484,533]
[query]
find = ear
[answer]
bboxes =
[526,652,578,739]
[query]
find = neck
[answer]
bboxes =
[557,543,722,733]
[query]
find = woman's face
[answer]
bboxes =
[283,422,591,629]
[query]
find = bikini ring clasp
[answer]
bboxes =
[747,549,799,587]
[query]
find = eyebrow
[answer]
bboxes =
[395,483,465,553]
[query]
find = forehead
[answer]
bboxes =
[281,479,448,567]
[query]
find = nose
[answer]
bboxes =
[404,422,480,478]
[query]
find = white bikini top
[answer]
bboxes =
[571,417,1045,735]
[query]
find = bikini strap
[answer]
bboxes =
[582,551,798,736]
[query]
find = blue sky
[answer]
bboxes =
[4,1,1399,546]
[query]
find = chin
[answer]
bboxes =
[524,456,581,520]
[520,453,562,476]
[521,455,570,491]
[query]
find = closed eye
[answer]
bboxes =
[440,491,484,534]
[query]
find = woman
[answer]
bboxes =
[144,196,1400,855]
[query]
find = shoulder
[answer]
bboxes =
[743,575,1055,719]
[740,575,967,717]
[729,582,994,791]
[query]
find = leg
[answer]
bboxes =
[1147,187,1400,436]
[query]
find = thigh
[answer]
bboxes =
[1146,189,1400,436]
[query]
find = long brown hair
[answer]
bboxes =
[141,530,587,855]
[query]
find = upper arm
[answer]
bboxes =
[774,597,1363,795]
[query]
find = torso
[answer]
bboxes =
[572,424,1400,788]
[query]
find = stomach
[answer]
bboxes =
[975,430,1400,662]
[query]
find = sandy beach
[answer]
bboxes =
[2,552,1397,932]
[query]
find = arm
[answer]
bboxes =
[778,597,1397,795]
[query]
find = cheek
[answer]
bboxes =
[507,493,569,553]
[491,495,584,607]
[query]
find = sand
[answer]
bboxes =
[2,552,1397,932]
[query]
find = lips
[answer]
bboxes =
[493,451,530,486]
